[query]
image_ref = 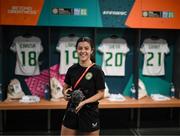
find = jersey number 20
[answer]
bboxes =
[105,52,123,66]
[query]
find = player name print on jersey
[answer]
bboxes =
[98,37,129,76]
[10,36,43,76]
[56,36,79,75]
[140,38,169,76]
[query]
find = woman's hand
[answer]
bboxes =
[63,88,72,101]
[75,101,86,113]
[75,90,104,113]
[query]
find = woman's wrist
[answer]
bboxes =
[62,90,65,96]
[82,99,87,105]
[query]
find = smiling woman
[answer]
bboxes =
[60,37,105,136]
[76,37,94,67]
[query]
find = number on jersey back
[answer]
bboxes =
[140,38,169,76]
[98,37,129,76]
[10,36,43,76]
[56,36,79,75]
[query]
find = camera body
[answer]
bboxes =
[67,89,85,112]
[71,89,85,104]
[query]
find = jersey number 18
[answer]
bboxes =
[21,51,36,66]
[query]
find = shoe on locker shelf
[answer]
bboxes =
[50,77,63,101]
[7,78,25,100]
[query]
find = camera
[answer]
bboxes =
[67,89,85,112]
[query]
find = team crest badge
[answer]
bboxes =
[85,72,93,80]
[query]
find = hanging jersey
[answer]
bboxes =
[140,38,169,76]
[98,37,129,76]
[10,36,43,76]
[56,36,79,75]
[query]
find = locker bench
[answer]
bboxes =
[0,96,180,132]
[0,96,180,110]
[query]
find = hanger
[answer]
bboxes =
[22,33,32,38]
[150,35,159,40]
[110,34,118,39]
[68,33,75,37]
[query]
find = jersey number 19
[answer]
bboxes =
[65,50,78,65]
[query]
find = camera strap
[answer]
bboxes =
[73,63,95,89]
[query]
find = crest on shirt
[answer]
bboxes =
[85,72,93,80]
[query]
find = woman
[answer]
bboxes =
[61,37,105,136]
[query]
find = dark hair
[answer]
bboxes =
[75,37,94,50]
[75,37,95,62]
